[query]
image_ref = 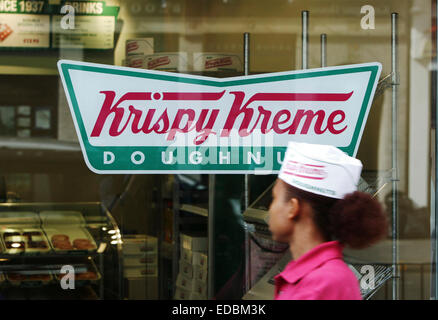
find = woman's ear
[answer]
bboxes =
[287,198,300,220]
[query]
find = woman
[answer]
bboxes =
[268,142,388,300]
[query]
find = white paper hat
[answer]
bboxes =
[278,141,363,199]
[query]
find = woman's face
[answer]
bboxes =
[268,179,294,243]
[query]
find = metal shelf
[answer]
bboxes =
[179,203,208,217]
[0,138,80,151]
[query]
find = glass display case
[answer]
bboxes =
[0,202,122,300]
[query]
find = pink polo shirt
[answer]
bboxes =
[274,241,362,300]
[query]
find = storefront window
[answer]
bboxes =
[0,0,436,300]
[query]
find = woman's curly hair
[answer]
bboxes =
[282,181,388,249]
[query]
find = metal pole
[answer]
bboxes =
[302,11,309,69]
[391,12,399,301]
[244,33,250,211]
[172,175,180,298]
[243,32,251,294]
[434,0,438,300]
[243,33,250,213]
[244,32,250,78]
[208,175,215,299]
[320,34,327,68]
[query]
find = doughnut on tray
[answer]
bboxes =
[6,271,53,287]
[44,227,97,253]
[53,260,101,284]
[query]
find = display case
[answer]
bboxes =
[0,202,122,300]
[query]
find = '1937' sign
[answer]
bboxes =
[58,60,381,174]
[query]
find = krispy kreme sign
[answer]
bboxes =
[148,56,170,69]
[205,57,233,69]
[57,60,381,174]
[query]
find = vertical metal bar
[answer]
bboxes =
[158,176,168,299]
[244,32,250,78]
[157,176,163,299]
[172,175,180,298]
[243,32,251,294]
[208,174,216,299]
[302,10,309,69]
[243,32,250,211]
[320,34,327,68]
[391,12,399,300]
[435,0,438,300]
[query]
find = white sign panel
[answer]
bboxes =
[58,60,381,174]
[0,13,50,48]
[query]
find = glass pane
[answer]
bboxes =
[0,0,435,300]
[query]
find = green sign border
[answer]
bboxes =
[59,61,380,174]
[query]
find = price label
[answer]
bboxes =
[0,13,50,48]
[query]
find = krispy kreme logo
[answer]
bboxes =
[90,90,353,145]
[129,57,143,68]
[58,60,381,173]
[205,57,233,69]
[283,160,327,180]
[126,42,139,53]
[148,56,170,69]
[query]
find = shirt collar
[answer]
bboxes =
[276,240,344,284]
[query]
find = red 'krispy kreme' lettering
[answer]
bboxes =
[284,161,327,180]
[129,58,143,68]
[220,91,352,137]
[90,91,222,145]
[205,57,233,69]
[148,56,170,69]
[90,91,148,137]
[126,42,139,53]
[90,90,351,145]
